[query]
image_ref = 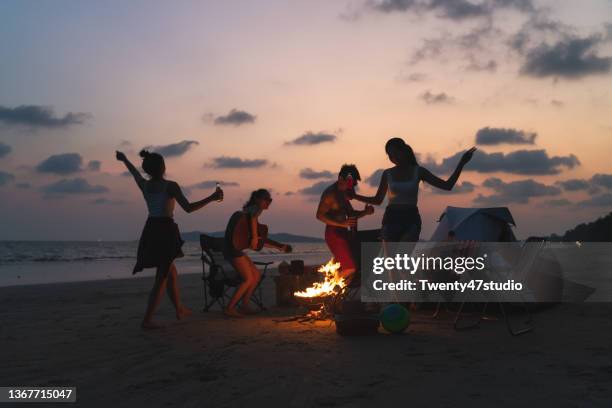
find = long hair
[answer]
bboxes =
[243,188,270,210]
[385,138,418,166]
[139,150,165,179]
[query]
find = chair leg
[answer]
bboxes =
[431,302,442,318]
[499,302,533,336]
[202,278,210,312]
[251,267,268,311]
[454,302,488,331]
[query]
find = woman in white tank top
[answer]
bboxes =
[350,138,476,242]
[116,149,224,329]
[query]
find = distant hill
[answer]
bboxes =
[550,212,612,242]
[181,231,324,243]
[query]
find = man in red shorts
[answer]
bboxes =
[316,164,374,279]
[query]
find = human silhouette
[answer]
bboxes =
[116,150,223,329]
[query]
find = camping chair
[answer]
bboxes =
[453,237,547,336]
[200,234,273,312]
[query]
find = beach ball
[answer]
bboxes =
[380,304,410,334]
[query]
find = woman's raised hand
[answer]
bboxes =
[115,151,127,162]
[460,147,477,166]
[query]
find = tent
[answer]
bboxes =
[430,206,517,242]
[429,206,595,304]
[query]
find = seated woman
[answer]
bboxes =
[116,150,223,329]
[223,189,292,317]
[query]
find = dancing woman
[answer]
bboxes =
[349,138,475,242]
[116,150,223,329]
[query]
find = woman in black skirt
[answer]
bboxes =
[116,150,223,329]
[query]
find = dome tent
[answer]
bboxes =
[430,206,516,242]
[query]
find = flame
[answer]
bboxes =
[294,258,346,298]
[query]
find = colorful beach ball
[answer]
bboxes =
[380,304,410,334]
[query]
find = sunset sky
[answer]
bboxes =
[1,0,612,240]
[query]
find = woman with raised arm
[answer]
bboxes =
[223,189,292,317]
[116,150,223,329]
[349,138,475,243]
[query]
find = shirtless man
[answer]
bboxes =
[316,164,374,278]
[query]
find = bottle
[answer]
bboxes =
[346,174,358,236]
[215,182,223,202]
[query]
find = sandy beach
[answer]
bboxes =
[2,271,612,408]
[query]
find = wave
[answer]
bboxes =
[0,241,329,265]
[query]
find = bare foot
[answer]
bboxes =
[141,320,165,330]
[176,305,193,320]
[223,308,244,318]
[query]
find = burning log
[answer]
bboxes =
[293,258,347,299]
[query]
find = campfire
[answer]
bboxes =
[274,259,348,323]
[294,258,346,299]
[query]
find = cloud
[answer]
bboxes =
[555,179,590,192]
[520,35,612,79]
[190,180,240,189]
[370,0,418,13]
[36,153,83,175]
[550,99,564,108]
[428,0,490,20]
[553,174,612,195]
[285,131,337,146]
[0,142,12,158]
[15,182,31,189]
[213,109,256,126]
[87,160,101,172]
[541,198,572,207]
[397,72,428,82]
[590,173,612,189]
[369,0,533,20]
[577,193,612,207]
[41,178,108,195]
[145,140,199,157]
[365,168,385,187]
[0,171,15,186]
[420,91,455,104]
[299,180,332,196]
[465,58,497,72]
[91,198,126,205]
[0,105,90,128]
[474,177,561,205]
[299,168,334,180]
[475,127,537,145]
[422,149,579,175]
[207,156,268,169]
[429,181,476,194]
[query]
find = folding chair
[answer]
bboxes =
[453,237,546,336]
[200,234,273,312]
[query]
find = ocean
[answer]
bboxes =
[0,241,331,287]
